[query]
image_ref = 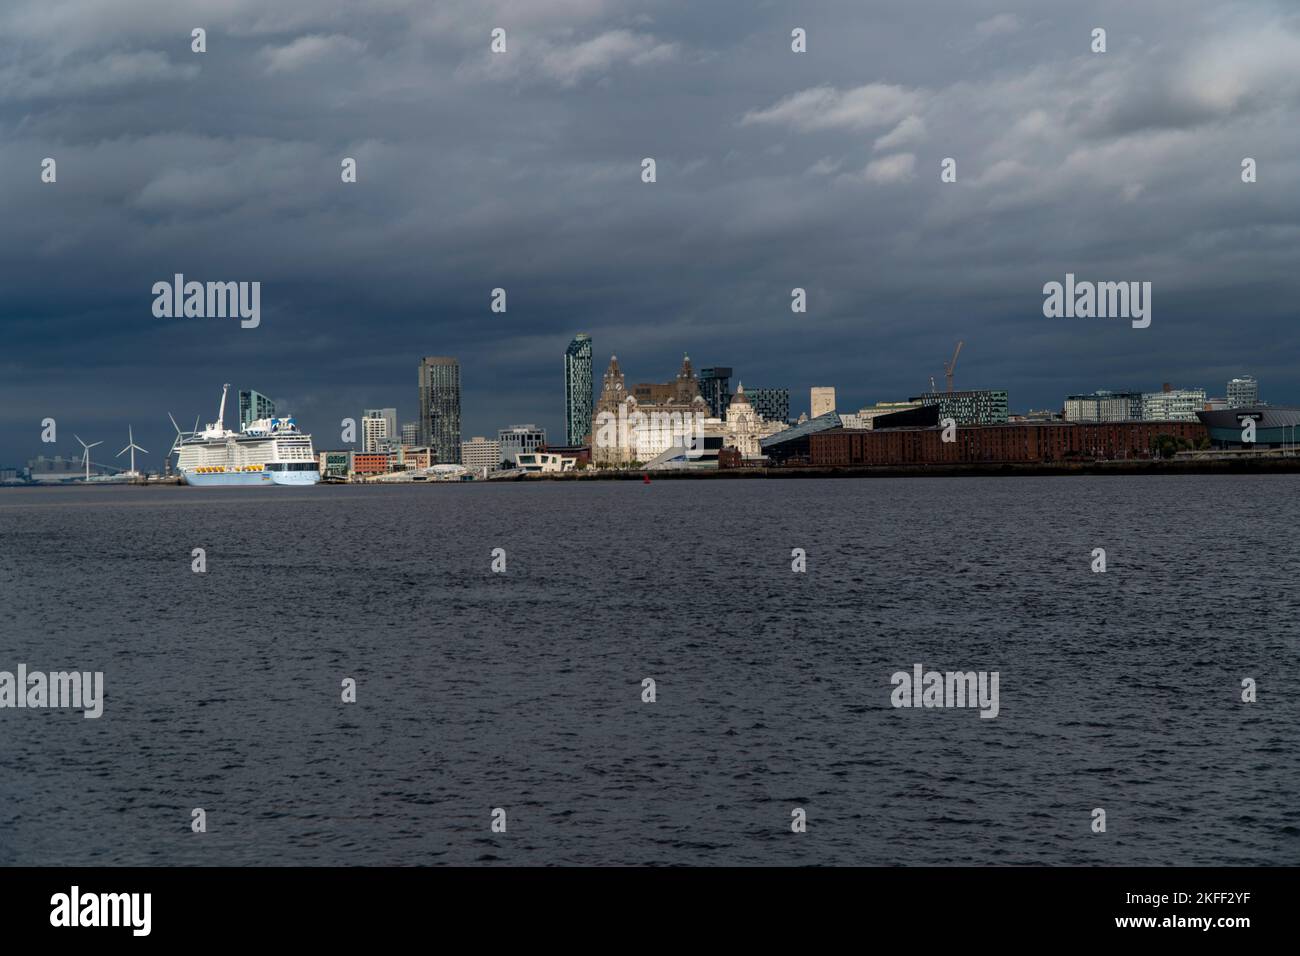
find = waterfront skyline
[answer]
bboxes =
[3,0,1300,465]
[0,342,1273,472]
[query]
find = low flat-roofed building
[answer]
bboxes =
[351,453,391,476]
[809,420,1207,466]
[318,450,351,479]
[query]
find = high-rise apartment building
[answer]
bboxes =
[361,415,388,453]
[400,421,419,445]
[238,389,276,429]
[565,334,594,445]
[418,356,461,464]
[364,408,397,441]
[361,407,397,454]
[699,367,733,419]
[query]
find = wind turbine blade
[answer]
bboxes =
[168,413,182,434]
[118,445,130,457]
[137,445,149,454]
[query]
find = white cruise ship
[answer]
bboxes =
[172,384,320,486]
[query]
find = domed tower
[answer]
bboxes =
[727,382,755,424]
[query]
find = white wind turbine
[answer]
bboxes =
[74,434,103,481]
[117,426,148,477]
[167,413,202,473]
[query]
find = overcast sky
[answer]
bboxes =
[3,0,1299,465]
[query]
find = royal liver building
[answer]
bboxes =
[591,355,784,465]
[592,354,711,466]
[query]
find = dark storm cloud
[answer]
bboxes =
[2,0,1299,464]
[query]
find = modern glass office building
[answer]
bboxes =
[564,334,593,445]
[418,356,461,464]
[909,389,1009,425]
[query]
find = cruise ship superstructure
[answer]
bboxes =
[172,384,320,486]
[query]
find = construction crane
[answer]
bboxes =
[944,340,964,393]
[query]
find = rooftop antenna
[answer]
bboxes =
[116,425,148,477]
[74,434,103,482]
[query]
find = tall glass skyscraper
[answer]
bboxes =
[418,356,461,464]
[564,334,593,445]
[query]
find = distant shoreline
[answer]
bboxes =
[514,457,1300,479]
[10,455,1300,488]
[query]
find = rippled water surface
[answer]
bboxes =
[1,477,1297,866]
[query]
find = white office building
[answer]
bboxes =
[1064,390,1142,423]
[1227,376,1259,408]
[498,424,546,466]
[1141,387,1207,421]
[461,436,502,473]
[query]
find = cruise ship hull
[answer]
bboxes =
[181,468,319,487]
